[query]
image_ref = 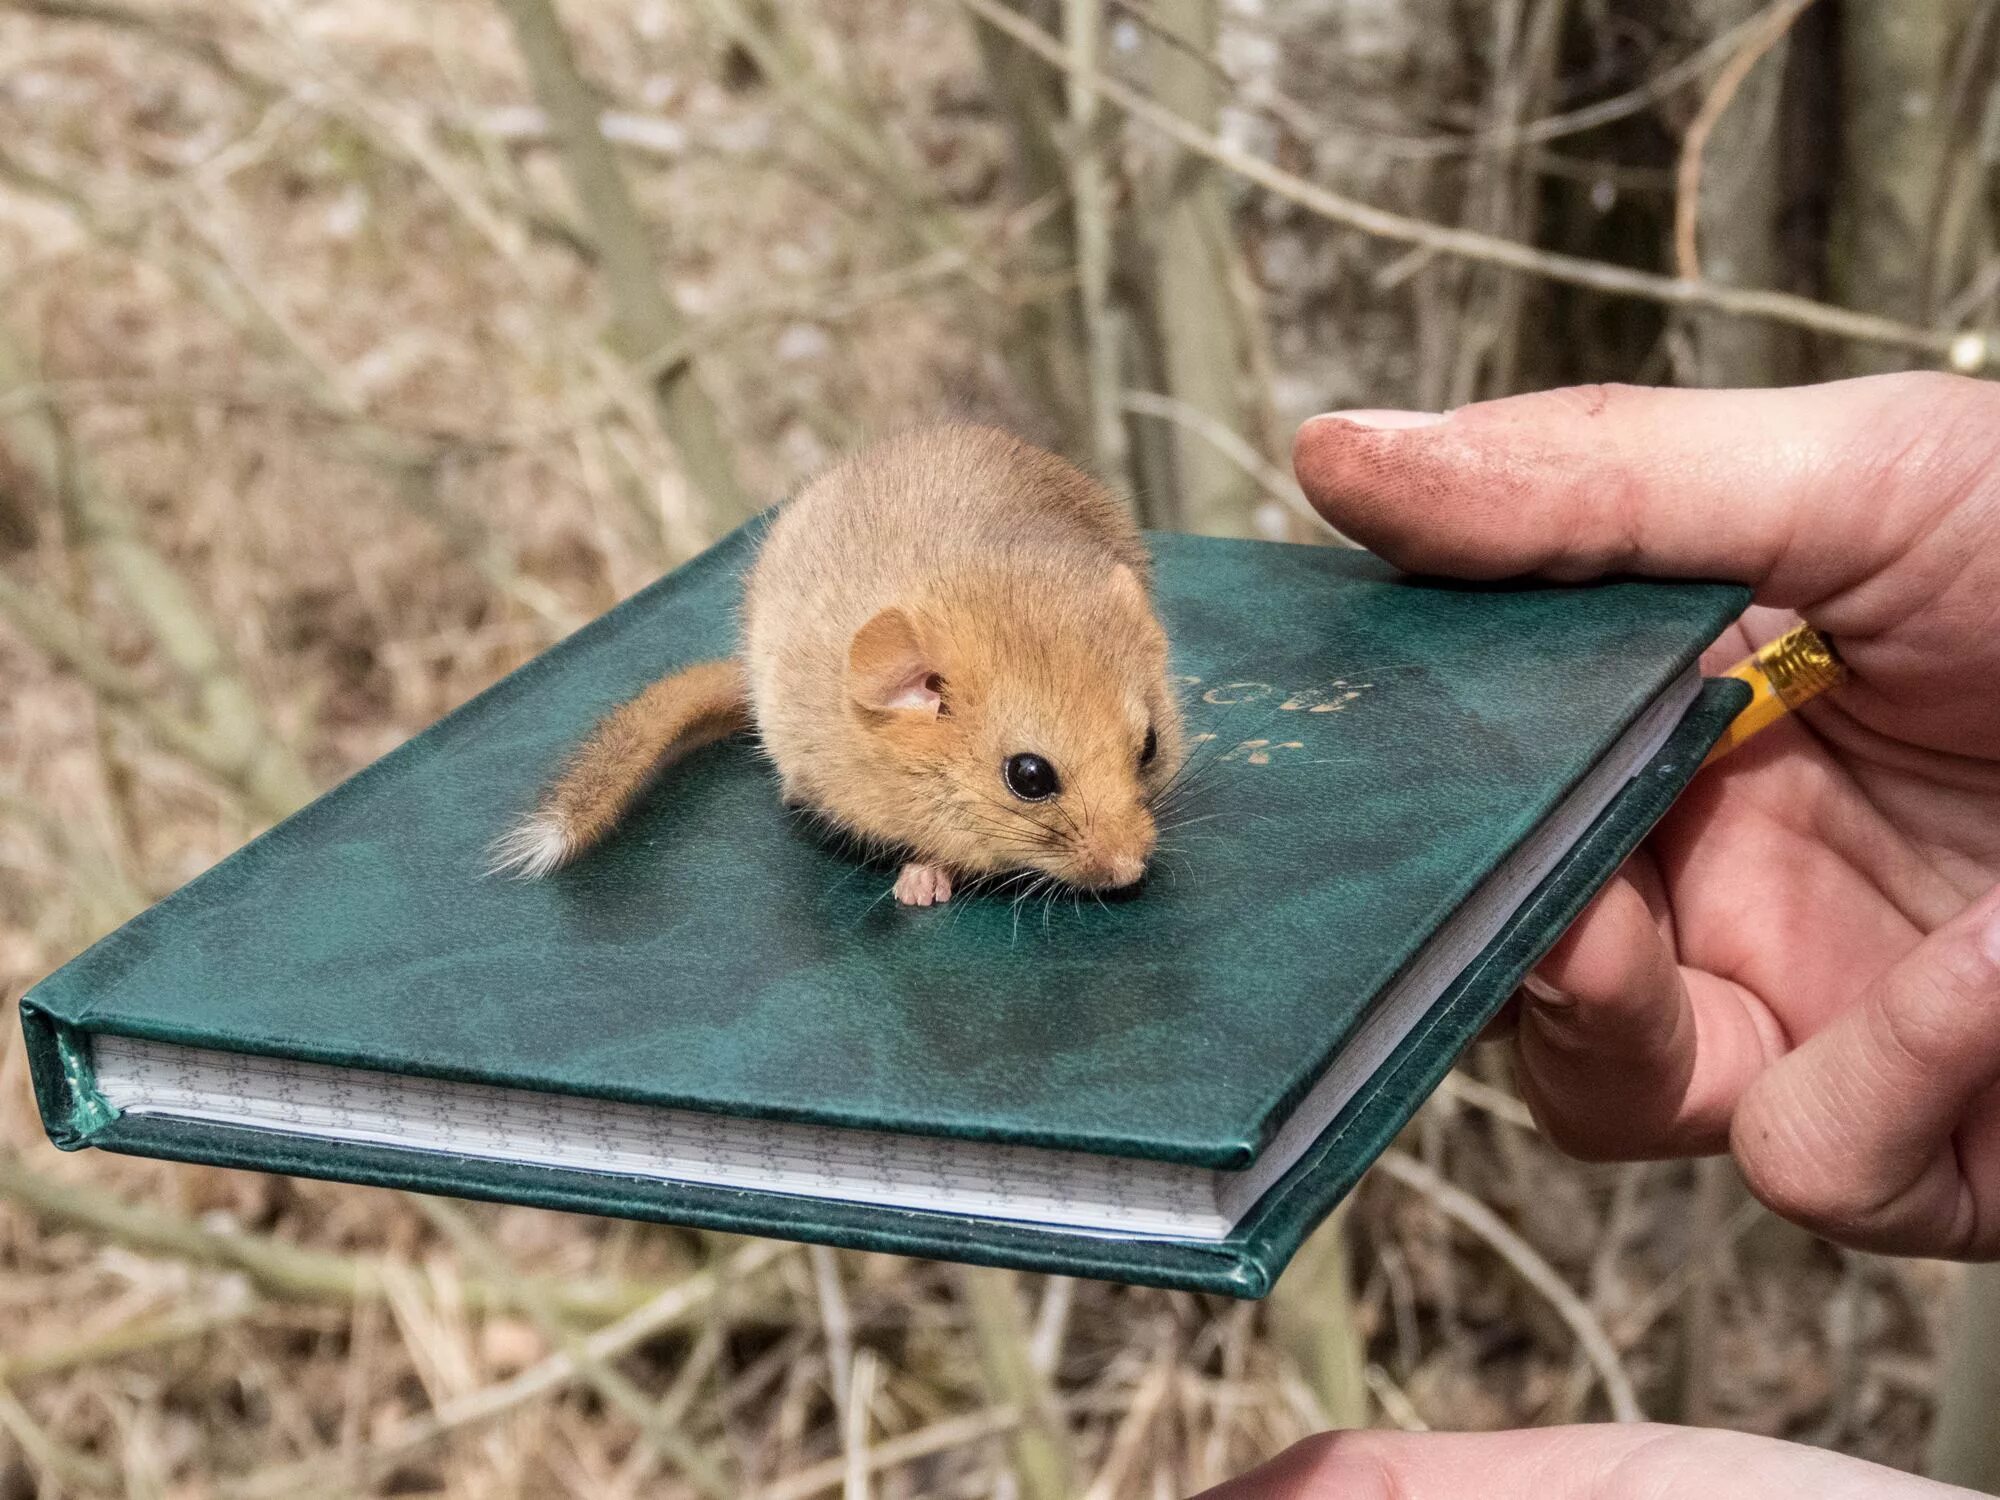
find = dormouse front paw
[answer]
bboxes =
[893,862,953,907]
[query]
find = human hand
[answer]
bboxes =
[1190,1424,1978,1499]
[1293,375,2000,1256]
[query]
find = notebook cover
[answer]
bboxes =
[22,527,1749,1295]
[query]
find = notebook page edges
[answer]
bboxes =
[89,1035,1235,1241]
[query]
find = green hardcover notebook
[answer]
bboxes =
[22,528,1748,1297]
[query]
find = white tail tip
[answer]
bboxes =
[485,814,573,879]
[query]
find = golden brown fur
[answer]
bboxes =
[487,659,747,877]
[495,424,1186,902]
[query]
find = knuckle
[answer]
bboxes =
[1539,382,1633,421]
[1862,372,2000,491]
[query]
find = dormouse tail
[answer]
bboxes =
[488,657,749,878]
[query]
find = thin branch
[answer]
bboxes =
[1248,5,1777,162]
[1081,1335,1173,1500]
[692,0,968,266]
[0,571,306,820]
[1673,0,1820,280]
[3,0,274,97]
[956,0,1992,369]
[494,0,755,535]
[0,1375,120,1494]
[0,786,149,929]
[217,1237,794,1500]
[957,1266,1077,1500]
[841,1346,878,1500]
[1065,0,1126,480]
[1120,389,1331,534]
[415,1196,734,1499]
[0,1293,258,1385]
[1434,1069,1538,1130]
[1376,1149,1643,1423]
[752,1405,1024,1500]
[0,323,315,818]
[809,1245,856,1428]
[0,1154,674,1325]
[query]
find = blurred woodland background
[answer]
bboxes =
[1,0,1998,1495]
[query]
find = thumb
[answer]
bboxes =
[1730,883,2000,1257]
[1189,1426,1961,1500]
[1291,374,1998,606]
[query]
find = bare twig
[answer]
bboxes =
[1265,1207,1369,1429]
[0,328,317,818]
[957,1267,1077,1500]
[0,1293,257,1385]
[1376,1149,1642,1423]
[752,1405,1024,1500]
[1064,0,1126,481]
[1216,4,1779,161]
[494,0,755,537]
[692,0,968,267]
[1120,390,1329,533]
[1081,1332,1173,1500]
[1364,1365,1431,1431]
[1028,1275,1075,1378]
[1133,0,1260,535]
[218,1238,794,1500]
[0,1375,120,1494]
[841,1345,879,1500]
[1435,1070,1538,1131]
[3,0,273,96]
[1673,0,1820,280]
[0,1154,673,1324]
[809,1245,856,1427]
[415,1196,733,1498]
[956,0,1991,369]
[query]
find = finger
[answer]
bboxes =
[1290,374,2000,606]
[1515,874,1786,1159]
[1731,882,2000,1256]
[1187,1426,1946,1500]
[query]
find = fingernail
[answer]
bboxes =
[1316,409,1448,430]
[1519,971,1574,1008]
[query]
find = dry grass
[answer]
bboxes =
[0,2,1962,1494]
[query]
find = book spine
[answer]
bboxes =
[18,1002,116,1149]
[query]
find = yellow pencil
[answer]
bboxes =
[1700,621,1846,768]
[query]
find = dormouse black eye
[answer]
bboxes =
[1140,725,1158,767]
[1003,752,1060,801]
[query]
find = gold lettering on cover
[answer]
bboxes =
[1201,681,1275,706]
[1277,680,1374,712]
[1216,739,1306,765]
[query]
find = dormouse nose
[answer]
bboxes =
[1081,812,1155,889]
[1104,853,1146,889]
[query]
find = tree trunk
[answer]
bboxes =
[1831,0,1977,374]
[1676,0,1804,386]
[1931,1262,2000,1492]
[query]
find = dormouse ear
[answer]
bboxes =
[848,608,943,715]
